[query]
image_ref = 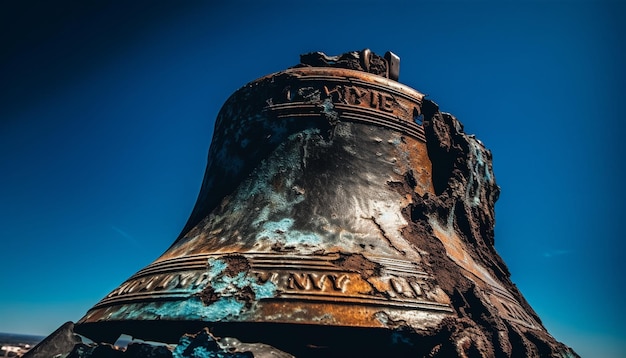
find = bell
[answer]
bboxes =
[74,50,574,357]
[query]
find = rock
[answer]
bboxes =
[124,343,172,358]
[21,322,81,358]
[66,342,124,358]
[173,328,290,358]
[218,337,294,358]
[61,327,292,358]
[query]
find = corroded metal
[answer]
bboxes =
[74,49,577,357]
[77,54,453,334]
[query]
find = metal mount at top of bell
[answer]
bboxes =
[298,49,400,81]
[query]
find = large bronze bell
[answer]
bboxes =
[74,50,572,357]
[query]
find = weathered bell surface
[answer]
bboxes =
[74,50,577,357]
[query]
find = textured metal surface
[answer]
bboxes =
[73,50,574,357]
[77,64,455,335]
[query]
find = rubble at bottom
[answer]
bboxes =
[23,322,293,358]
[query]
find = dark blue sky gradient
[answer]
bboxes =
[1,1,624,357]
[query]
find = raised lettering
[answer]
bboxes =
[117,278,143,295]
[140,275,160,292]
[408,280,423,296]
[190,272,210,290]
[170,274,185,289]
[284,86,292,101]
[390,277,415,298]
[256,271,279,284]
[287,273,330,291]
[326,274,349,291]
[390,277,405,295]
[380,95,394,112]
[347,86,367,105]
[370,91,380,109]
[323,85,344,102]
[288,273,309,290]
[309,273,324,290]
[386,277,430,299]
[155,274,176,290]
[106,284,125,298]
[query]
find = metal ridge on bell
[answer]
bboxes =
[76,48,453,342]
[73,49,576,357]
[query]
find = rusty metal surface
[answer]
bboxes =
[77,61,454,333]
[73,50,571,357]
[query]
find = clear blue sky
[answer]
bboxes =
[1,1,624,357]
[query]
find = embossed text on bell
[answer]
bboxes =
[73,49,579,357]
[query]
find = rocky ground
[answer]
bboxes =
[23,323,293,358]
